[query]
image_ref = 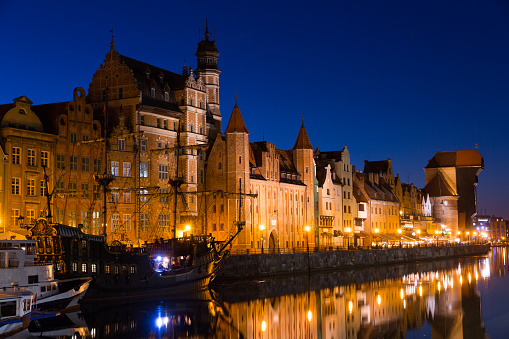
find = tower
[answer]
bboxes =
[195,21,222,140]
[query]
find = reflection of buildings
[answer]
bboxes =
[219,256,493,339]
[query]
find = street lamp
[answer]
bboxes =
[259,225,265,253]
[374,228,380,248]
[345,227,352,250]
[304,226,311,252]
[184,224,191,237]
[397,229,402,247]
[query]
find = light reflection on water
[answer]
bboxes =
[29,247,509,338]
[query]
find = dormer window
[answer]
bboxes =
[19,108,26,114]
[151,88,156,97]
[164,91,169,102]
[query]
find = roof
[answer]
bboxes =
[364,160,390,174]
[316,149,343,162]
[423,171,457,197]
[31,102,67,135]
[225,104,249,134]
[425,150,484,168]
[292,123,313,150]
[54,224,104,242]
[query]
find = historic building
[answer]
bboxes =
[423,150,484,235]
[205,107,316,251]
[0,96,57,233]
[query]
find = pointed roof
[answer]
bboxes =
[292,122,313,150]
[423,171,457,197]
[225,104,249,134]
[425,150,483,168]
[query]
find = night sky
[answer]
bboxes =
[1,1,508,218]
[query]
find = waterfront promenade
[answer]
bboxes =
[214,243,490,281]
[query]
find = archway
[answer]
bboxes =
[269,230,277,253]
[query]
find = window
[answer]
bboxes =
[81,183,89,198]
[130,266,136,274]
[200,150,203,161]
[72,262,78,272]
[140,162,148,178]
[123,214,131,232]
[27,209,35,224]
[157,142,162,149]
[93,158,101,173]
[92,264,97,273]
[67,210,76,227]
[81,263,87,272]
[164,120,168,129]
[81,211,89,232]
[190,175,194,183]
[92,211,100,234]
[56,154,65,169]
[118,139,125,151]
[140,139,146,152]
[12,147,20,164]
[105,265,110,274]
[358,204,365,212]
[123,191,131,203]
[190,124,194,133]
[139,189,148,202]
[200,170,204,184]
[123,162,131,177]
[27,149,36,166]
[164,92,169,102]
[56,181,64,194]
[40,151,48,167]
[68,182,77,197]
[159,188,168,203]
[82,134,89,141]
[158,214,170,232]
[151,88,155,97]
[200,126,203,135]
[40,180,47,196]
[111,214,119,232]
[81,157,90,171]
[12,178,20,195]
[118,87,123,99]
[27,179,35,196]
[140,115,145,125]
[190,98,194,106]
[93,184,100,200]
[56,209,64,224]
[111,189,119,203]
[199,101,203,109]
[158,164,168,180]
[69,156,78,170]
[140,213,149,232]
[70,133,77,143]
[111,161,119,176]
[157,119,161,128]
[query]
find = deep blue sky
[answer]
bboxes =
[1,1,508,218]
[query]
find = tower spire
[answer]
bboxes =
[205,19,210,41]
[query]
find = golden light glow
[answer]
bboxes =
[400,288,404,299]
[308,310,312,322]
[419,285,423,297]
[438,281,441,292]
[475,271,478,280]
[473,231,477,235]
[345,227,352,233]
[460,276,463,285]
[259,225,266,231]
[416,229,421,235]
[457,231,461,235]
[304,225,311,232]
[261,320,267,332]
[348,301,353,314]
[185,224,191,232]
[397,229,402,234]
[403,299,406,309]
[374,228,380,233]
[377,294,381,305]
[468,272,472,283]
[466,232,470,235]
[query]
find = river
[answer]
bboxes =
[19,247,508,338]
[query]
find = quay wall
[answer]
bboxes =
[214,244,490,281]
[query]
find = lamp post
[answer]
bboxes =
[259,225,265,253]
[397,228,402,247]
[304,226,311,252]
[184,224,191,237]
[345,227,352,250]
[374,228,380,248]
[466,231,470,245]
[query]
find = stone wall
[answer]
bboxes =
[214,244,490,281]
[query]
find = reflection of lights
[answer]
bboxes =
[438,281,441,292]
[377,294,381,305]
[468,272,472,283]
[400,288,404,300]
[91,328,96,338]
[155,316,169,329]
[404,299,406,309]
[261,320,267,331]
[419,285,423,297]
[475,271,478,280]
[308,310,312,322]
[348,301,353,314]
[460,276,463,285]
[156,256,162,262]
[435,272,439,279]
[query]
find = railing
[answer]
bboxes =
[228,241,490,256]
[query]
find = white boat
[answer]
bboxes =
[0,239,91,311]
[0,288,33,338]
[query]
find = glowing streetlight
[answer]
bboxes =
[261,320,267,332]
[307,310,312,322]
[345,227,352,250]
[259,225,265,253]
[377,294,381,305]
[304,225,311,252]
[348,301,353,314]
[374,228,380,248]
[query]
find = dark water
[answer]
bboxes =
[19,247,509,338]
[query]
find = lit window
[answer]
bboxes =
[140,162,148,178]
[123,162,131,177]
[27,149,36,166]
[72,262,78,272]
[82,263,87,272]
[140,140,146,152]
[27,179,35,196]
[118,139,125,151]
[11,178,20,195]
[92,264,97,273]
[12,147,20,164]
[111,161,119,176]
[105,265,110,274]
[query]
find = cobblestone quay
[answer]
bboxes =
[214,244,490,281]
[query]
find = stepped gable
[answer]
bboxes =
[425,150,483,168]
[423,171,457,197]
[364,160,389,174]
[224,104,249,134]
[292,122,312,150]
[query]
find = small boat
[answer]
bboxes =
[27,308,89,338]
[0,289,33,338]
[0,239,91,311]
